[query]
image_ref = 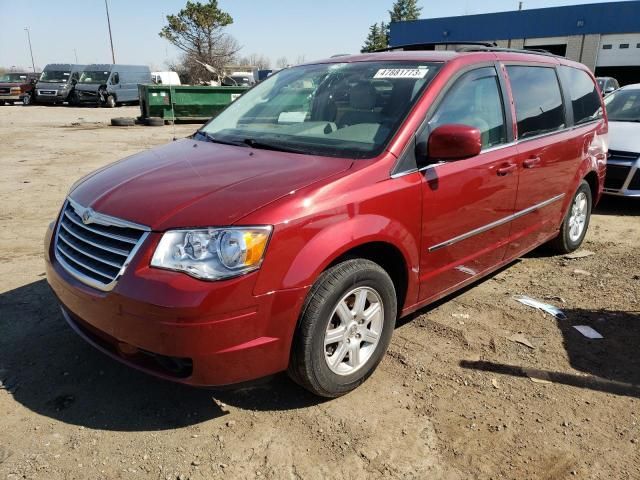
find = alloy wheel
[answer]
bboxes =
[568,191,588,242]
[324,286,384,376]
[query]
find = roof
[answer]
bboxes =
[315,51,459,64]
[390,1,640,45]
[313,49,580,67]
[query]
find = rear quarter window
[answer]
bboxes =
[558,66,602,125]
[507,65,565,139]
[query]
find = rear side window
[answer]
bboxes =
[507,66,565,139]
[558,66,602,125]
[429,67,507,149]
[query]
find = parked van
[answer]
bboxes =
[35,64,86,105]
[75,64,151,107]
[151,71,181,85]
[46,48,607,397]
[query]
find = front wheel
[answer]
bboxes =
[547,180,592,253]
[289,259,397,397]
[22,94,32,105]
[105,95,116,108]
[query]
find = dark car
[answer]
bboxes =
[0,72,39,105]
[46,48,607,397]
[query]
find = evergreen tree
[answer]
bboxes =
[361,23,382,53]
[389,0,422,23]
[362,0,423,52]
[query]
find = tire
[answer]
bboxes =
[289,259,397,397]
[0,101,5,106]
[105,95,116,108]
[111,117,135,127]
[22,94,32,106]
[547,180,592,254]
[145,117,164,127]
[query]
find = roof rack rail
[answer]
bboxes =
[376,41,497,52]
[456,46,561,58]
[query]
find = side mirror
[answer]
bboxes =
[605,86,615,94]
[427,124,482,161]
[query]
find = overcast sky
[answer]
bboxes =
[0,0,631,71]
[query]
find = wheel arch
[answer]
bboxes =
[325,241,410,313]
[259,214,420,314]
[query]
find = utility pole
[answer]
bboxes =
[74,49,78,63]
[105,0,116,63]
[518,2,523,10]
[24,27,36,72]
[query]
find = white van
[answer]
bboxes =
[151,71,181,86]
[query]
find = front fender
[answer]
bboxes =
[254,211,421,307]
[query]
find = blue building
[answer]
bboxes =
[389,1,640,84]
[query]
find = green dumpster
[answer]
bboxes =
[138,84,249,122]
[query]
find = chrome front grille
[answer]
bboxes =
[54,199,150,291]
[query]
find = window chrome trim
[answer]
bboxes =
[427,193,565,252]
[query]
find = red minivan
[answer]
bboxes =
[45,48,607,397]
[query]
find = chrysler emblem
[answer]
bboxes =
[82,208,94,225]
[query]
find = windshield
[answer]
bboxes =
[0,73,28,83]
[200,61,441,158]
[79,70,110,83]
[604,89,640,122]
[40,70,71,83]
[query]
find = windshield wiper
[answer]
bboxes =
[195,131,244,146]
[243,138,306,154]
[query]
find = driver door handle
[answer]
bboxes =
[497,163,517,176]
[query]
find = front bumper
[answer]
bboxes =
[44,223,308,387]
[37,89,69,102]
[604,154,640,197]
[0,94,21,101]
[75,90,100,104]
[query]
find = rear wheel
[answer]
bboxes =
[289,259,397,397]
[548,180,592,253]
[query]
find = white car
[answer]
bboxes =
[603,83,640,197]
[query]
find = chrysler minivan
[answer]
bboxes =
[45,48,607,397]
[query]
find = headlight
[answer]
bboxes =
[151,226,272,280]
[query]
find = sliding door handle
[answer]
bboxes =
[523,156,541,169]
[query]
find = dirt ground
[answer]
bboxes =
[1,105,639,480]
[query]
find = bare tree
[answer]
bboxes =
[159,0,241,82]
[275,56,289,69]
[238,53,271,69]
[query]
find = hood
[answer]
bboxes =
[0,82,25,88]
[608,121,640,154]
[70,138,353,230]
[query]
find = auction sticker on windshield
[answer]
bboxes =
[374,67,429,79]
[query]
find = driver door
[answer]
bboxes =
[418,66,519,301]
